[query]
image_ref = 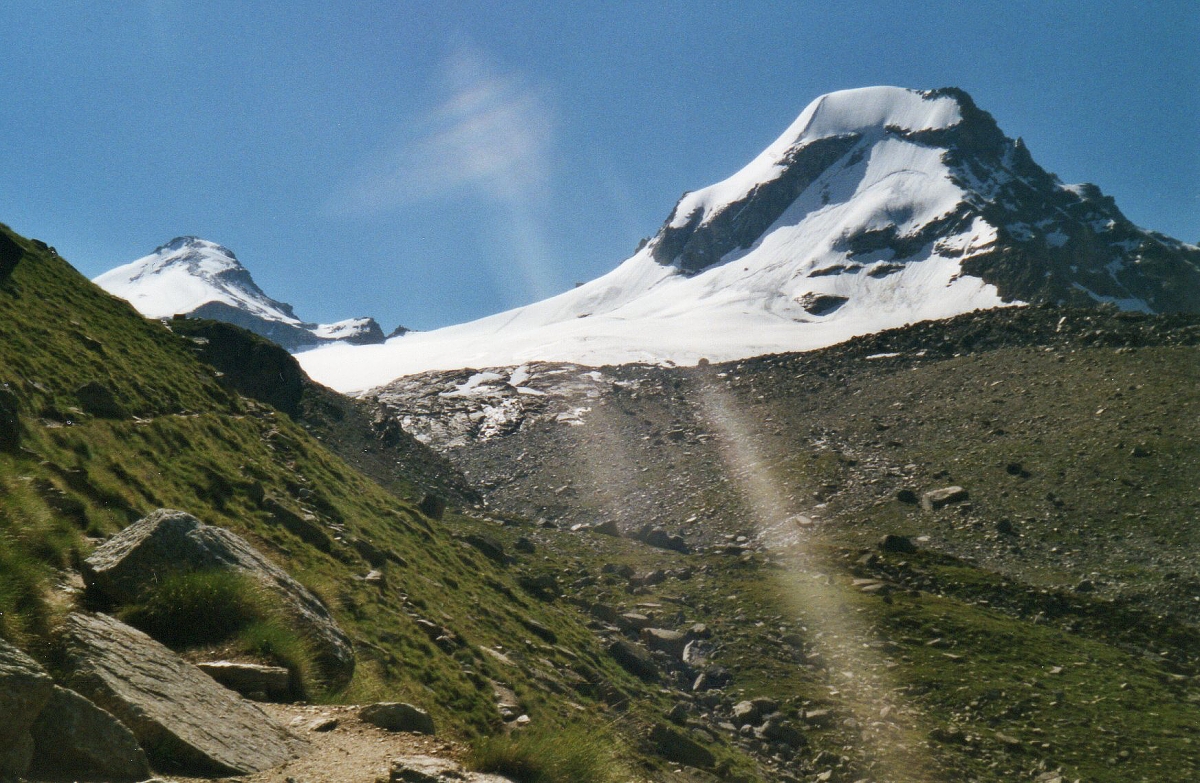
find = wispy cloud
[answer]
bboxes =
[329,45,555,213]
[328,45,564,303]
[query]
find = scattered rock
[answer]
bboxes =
[921,486,969,511]
[308,716,339,732]
[608,638,658,680]
[641,627,689,657]
[0,638,55,778]
[359,702,436,735]
[591,520,622,536]
[878,534,917,554]
[649,722,715,769]
[757,715,805,748]
[196,661,291,701]
[82,508,355,687]
[29,685,151,782]
[634,525,690,553]
[59,611,304,775]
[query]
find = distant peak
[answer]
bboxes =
[154,236,240,262]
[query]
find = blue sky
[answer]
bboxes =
[1,1,1196,331]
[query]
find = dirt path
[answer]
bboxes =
[169,703,467,783]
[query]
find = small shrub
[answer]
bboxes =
[469,726,620,783]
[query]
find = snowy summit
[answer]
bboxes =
[95,237,386,351]
[294,86,1198,391]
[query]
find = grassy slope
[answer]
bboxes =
[0,225,689,772]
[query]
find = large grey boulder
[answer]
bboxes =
[59,611,306,776]
[359,702,436,734]
[82,508,354,687]
[29,685,151,781]
[0,638,54,777]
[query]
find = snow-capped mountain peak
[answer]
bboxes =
[291,86,1199,391]
[95,237,386,351]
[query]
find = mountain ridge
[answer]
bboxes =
[295,86,1200,392]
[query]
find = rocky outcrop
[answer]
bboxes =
[29,685,151,782]
[0,638,54,778]
[59,611,305,775]
[82,508,355,687]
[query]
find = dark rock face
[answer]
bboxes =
[29,685,152,782]
[0,230,23,281]
[0,639,55,778]
[76,381,128,418]
[59,612,305,775]
[652,134,861,275]
[358,702,436,734]
[646,87,1200,313]
[0,386,20,450]
[82,508,355,688]
[170,319,305,416]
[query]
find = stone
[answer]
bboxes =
[0,638,54,778]
[636,525,690,553]
[682,640,709,667]
[59,611,304,775]
[29,685,151,782]
[618,612,652,631]
[878,534,917,554]
[641,627,689,658]
[731,700,759,727]
[82,508,354,687]
[75,381,128,418]
[649,722,715,769]
[607,638,658,680]
[196,661,291,701]
[591,519,622,536]
[920,486,969,511]
[757,715,805,748]
[359,702,436,734]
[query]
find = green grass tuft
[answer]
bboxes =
[120,569,268,646]
[468,727,622,783]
